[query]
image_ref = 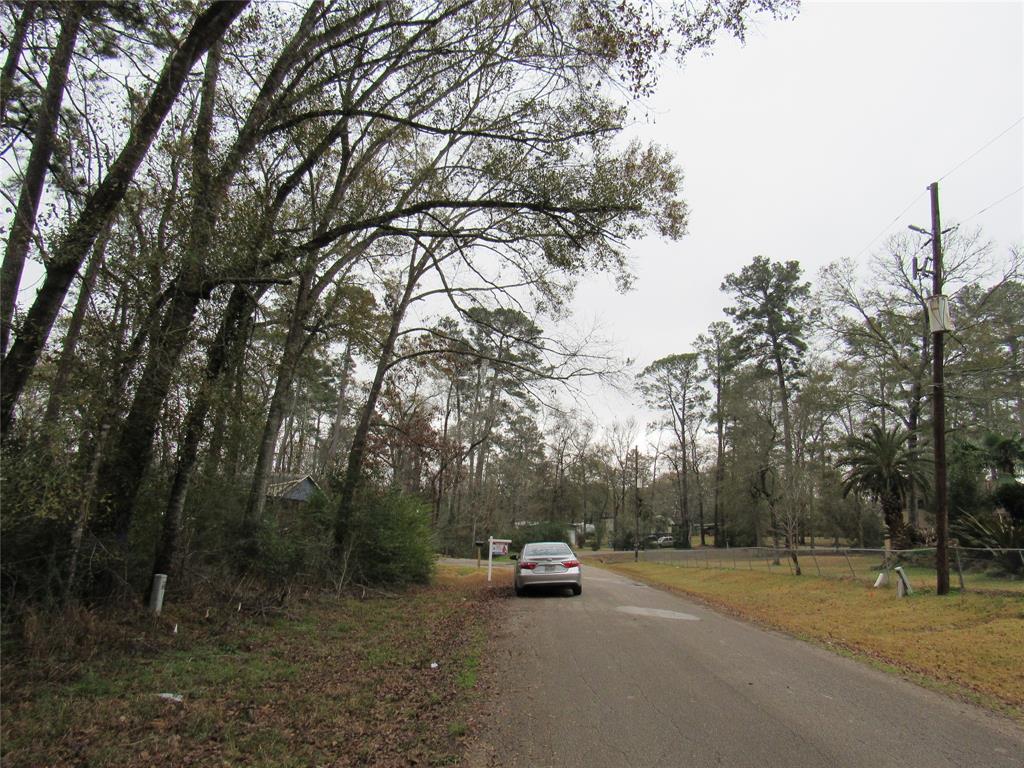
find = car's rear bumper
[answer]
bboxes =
[516,569,581,588]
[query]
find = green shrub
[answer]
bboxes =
[949,440,988,522]
[611,529,636,551]
[208,486,336,589]
[952,510,1024,576]
[993,482,1024,524]
[229,517,318,587]
[345,489,435,586]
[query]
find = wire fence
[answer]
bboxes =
[596,546,1024,594]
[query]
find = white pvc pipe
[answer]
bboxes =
[149,573,168,614]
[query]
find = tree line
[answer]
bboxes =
[0,0,798,607]
[428,238,1021,572]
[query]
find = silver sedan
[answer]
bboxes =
[512,541,582,596]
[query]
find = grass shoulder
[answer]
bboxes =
[2,567,499,767]
[596,560,1024,722]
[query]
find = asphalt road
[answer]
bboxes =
[465,565,1024,768]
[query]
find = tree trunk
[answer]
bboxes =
[94,287,204,539]
[204,293,256,477]
[152,285,253,582]
[696,469,705,546]
[773,348,794,470]
[318,341,353,472]
[1,1,83,356]
[0,0,37,121]
[680,443,689,538]
[92,38,225,542]
[42,219,112,427]
[64,424,109,603]
[884,494,909,550]
[713,371,725,547]
[432,380,454,524]
[0,1,247,435]
[769,505,781,563]
[334,267,419,550]
[245,271,314,524]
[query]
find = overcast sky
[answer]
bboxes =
[565,0,1024,434]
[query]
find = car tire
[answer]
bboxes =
[515,583,524,597]
[571,584,582,596]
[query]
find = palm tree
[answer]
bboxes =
[837,425,930,550]
[980,432,1023,481]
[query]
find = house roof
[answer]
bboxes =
[266,475,321,502]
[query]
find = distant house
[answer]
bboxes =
[266,475,321,504]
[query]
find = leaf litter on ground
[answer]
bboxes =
[1,567,505,767]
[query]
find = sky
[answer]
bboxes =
[565,0,1024,433]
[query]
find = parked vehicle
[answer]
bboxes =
[511,542,582,596]
[656,536,675,548]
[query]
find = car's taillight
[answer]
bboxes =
[562,560,579,568]
[520,561,537,570]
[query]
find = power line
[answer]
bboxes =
[938,116,1024,182]
[849,117,1023,262]
[959,185,1024,226]
[851,188,929,261]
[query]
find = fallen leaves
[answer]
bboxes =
[2,570,505,767]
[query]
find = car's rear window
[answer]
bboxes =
[523,543,572,557]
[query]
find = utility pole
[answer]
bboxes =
[928,181,950,596]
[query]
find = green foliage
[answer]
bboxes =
[952,511,1024,576]
[837,424,930,549]
[345,489,435,586]
[825,497,885,549]
[611,528,637,551]
[721,255,814,381]
[0,439,88,607]
[980,432,1023,478]
[949,440,989,521]
[0,512,70,609]
[231,518,317,588]
[192,483,335,590]
[992,482,1024,525]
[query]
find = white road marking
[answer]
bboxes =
[616,606,700,621]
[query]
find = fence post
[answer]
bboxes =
[953,544,965,591]
[811,551,822,577]
[843,550,856,579]
[704,549,710,569]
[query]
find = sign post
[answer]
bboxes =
[487,536,512,582]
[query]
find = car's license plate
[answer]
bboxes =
[538,565,558,572]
